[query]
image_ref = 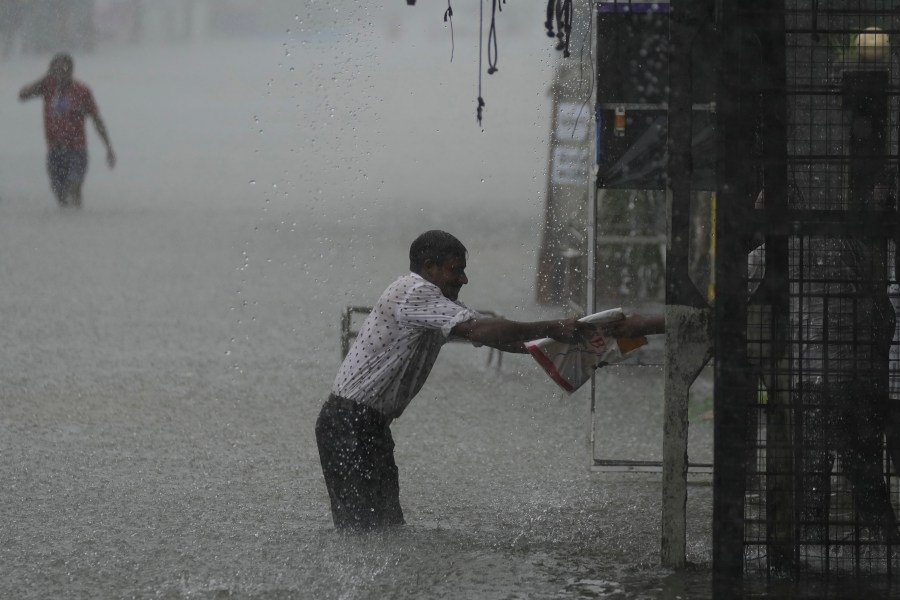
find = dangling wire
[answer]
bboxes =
[572,2,595,138]
[477,0,485,126]
[546,0,573,57]
[487,0,503,75]
[555,0,565,50]
[561,0,573,58]
[444,0,455,62]
[545,0,556,39]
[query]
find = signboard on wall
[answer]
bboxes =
[551,101,591,187]
[536,67,593,307]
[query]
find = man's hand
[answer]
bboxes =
[106,149,116,169]
[546,317,600,345]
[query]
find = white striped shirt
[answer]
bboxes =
[332,273,480,419]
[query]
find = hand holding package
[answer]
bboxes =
[525,308,647,393]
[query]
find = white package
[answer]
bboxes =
[525,308,647,393]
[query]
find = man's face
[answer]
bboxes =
[421,255,468,300]
[49,59,73,86]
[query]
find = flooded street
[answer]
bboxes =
[0,6,718,599]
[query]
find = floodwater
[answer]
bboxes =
[0,5,882,600]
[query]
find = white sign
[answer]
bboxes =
[551,145,590,186]
[556,102,590,142]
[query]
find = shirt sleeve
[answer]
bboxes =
[397,281,480,337]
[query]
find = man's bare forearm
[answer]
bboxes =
[93,115,113,150]
[452,317,589,348]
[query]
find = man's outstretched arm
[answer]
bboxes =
[452,313,666,354]
[18,78,45,101]
[451,317,595,353]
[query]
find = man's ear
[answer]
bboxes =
[419,259,439,282]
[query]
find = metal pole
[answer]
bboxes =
[660,0,713,569]
[713,0,756,590]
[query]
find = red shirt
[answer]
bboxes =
[40,79,97,149]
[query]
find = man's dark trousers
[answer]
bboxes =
[315,395,405,530]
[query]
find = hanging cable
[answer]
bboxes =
[477,0,485,126]
[561,0,573,58]
[545,0,556,39]
[572,2,595,138]
[555,0,565,50]
[546,0,573,57]
[444,0,455,62]
[487,0,503,74]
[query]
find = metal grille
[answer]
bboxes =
[736,0,900,577]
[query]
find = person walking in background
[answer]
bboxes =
[18,52,115,207]
[315,230,664,531]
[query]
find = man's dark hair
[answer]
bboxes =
[51,52,74,70]
[409,230,467,272]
